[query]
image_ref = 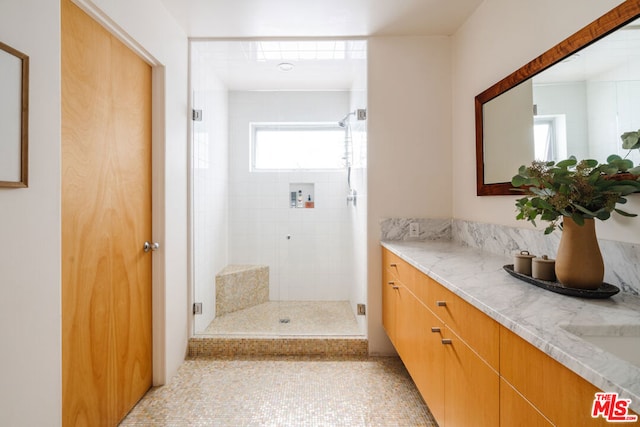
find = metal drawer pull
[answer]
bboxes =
[387,281,395,285]
[431,327,441,333]
[441,339,453,345]
[436,301,447,307]
[392,285,399,289]
[390,263,397,267]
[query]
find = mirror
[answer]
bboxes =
[0,41,29,188]
[476,2,640,195]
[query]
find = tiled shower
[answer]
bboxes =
[190,40,368,337]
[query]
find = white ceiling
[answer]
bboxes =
[191,39,367,91]
[168,0,483,91]
[160,0,483,38]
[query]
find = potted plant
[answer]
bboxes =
[511,155,640,289]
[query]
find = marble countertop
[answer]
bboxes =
[381,240,640,413]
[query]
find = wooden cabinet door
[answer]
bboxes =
[444,328,500,427]
[500,326,638,426]
[414,304,445,425]
[501,378,553,426]
[382,266,397,344]
[61,0,152,425]
[394,285,415,362]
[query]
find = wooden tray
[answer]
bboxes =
[503,265,620,299]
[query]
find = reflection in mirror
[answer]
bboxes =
[532,17,640,166]
[476,2,640,195]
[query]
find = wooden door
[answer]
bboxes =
[61,0,153,425]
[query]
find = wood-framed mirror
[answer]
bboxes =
[475,1,640,196]
[0,41,29,188]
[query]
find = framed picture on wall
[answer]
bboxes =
[0,41,29,188]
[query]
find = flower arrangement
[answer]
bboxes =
[511,155,640,234]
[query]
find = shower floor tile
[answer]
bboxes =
[120,356,439,427]
[202,301,362,336]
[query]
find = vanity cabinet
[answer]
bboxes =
[382,245,640,426]
[382,248,499,426]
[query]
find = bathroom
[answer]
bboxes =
[190,40,368,337]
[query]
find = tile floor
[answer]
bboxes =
[203,301,362,337]
[120,356,438,427]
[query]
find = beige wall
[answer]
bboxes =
[367,36,453,354]
[0,1,62,424]
[451,0,640,244]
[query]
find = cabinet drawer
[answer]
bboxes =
[382,249,417,295]
[430,277,499,370]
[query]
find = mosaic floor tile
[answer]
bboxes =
[202,301,362,336]
[120,356,439,427]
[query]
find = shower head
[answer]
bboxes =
[338,111,355,127]
[338,109,366,127]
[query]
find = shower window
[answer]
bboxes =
[251,122,345,170]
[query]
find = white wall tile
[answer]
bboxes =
[228,90,366,303]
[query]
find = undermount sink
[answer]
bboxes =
[561,324,640,368]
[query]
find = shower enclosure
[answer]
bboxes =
[189,40,368,338]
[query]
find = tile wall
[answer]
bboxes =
[228,91,365,304]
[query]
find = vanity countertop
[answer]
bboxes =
[381,240,640,413]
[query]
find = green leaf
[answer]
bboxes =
[621,131,640,150]
[614,208,638,218]
[600,164,618,175]
[573,204,598,217]
[607,154,623,163]
[607,184,640,195]
[583,159,599,168]
[541,211,560,221]
[620,159,634,171]
[629,166,640,175]
[571,213,585,225]
[556,157,577,168]
[511,175,527,187]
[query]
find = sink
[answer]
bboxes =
[561,324,640,368]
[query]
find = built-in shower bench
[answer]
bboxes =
[215,265,269,316]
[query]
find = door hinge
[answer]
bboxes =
[192,109,202,121]
[357,303,366,315]
[193,302,203,315]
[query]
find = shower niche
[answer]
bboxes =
[290,183,314,208]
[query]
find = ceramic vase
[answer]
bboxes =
[555,217,604,289]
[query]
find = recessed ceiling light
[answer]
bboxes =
[278,62,294,72]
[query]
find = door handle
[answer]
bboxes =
[143,241,160,253]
